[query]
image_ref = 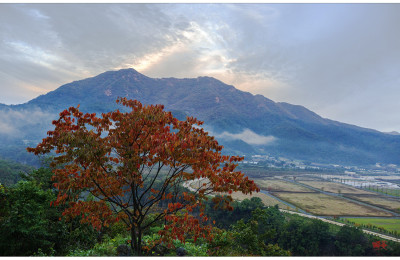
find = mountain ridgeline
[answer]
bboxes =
[1,68,400,166]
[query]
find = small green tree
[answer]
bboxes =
[228,206,289,256]
[249,206,285,244]
[0,184,7,222]
[278,216,332,256]
[231,216,289,256]
[0,181,55,255]
[205,196,264,229]
[20,167,55,191]
[334,225,372,256]
[0,168,99,256]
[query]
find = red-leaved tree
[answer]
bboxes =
[27,97,259,255]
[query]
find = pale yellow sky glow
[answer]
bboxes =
[23,84,50,95]
[117,18,285,99]
[119,42,186,73]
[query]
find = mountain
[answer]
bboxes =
[1,68,400,166]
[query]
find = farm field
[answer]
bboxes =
[346,195,400,213]
[344,218,400,233]
[187,179,290,209]
[272,192,393,217]
[228,191,289,209]
[365,187,400,197]
[254,178,315,192]
[190,174,400,217]
[298,180,375,195]
[188,178,210,191]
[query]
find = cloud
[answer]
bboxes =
[0,108,56,138]
[1,4,400,132]
[0,3,289,104]
[0,4,192,104]
[0,120,15,135]
[215,128,276,146]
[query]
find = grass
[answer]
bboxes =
[364,187,400,197]
[272,192,393,217]
[187,178,290,209]
[189,177,314,193]
[254,179,315,193]
[228,191,290,209]
[346,195,400,213]
[298,180,375,195]
[344,218,400,233]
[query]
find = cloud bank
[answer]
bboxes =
[215,129,276,146]
[1,4,400,132]
[0,108,55,138]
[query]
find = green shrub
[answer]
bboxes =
[67,233,129,256]
[172,240,209,256]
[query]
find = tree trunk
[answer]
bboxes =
[130,227,142,256]
[138,228,143,256]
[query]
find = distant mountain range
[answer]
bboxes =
[1,68,400,166]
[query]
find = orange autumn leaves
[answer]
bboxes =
[28,97,259,253]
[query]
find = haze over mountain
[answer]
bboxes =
[1,68,400,166]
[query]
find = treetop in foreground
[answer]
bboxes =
[27,97,259,255]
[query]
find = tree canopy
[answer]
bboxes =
[27,97,259,255]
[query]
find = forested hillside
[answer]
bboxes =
[0,157,32,186]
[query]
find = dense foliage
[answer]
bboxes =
[0,168,99,256]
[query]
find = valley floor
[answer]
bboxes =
[186,169,400,243]
[280,209,400,243]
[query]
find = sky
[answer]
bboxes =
[1,3,400,132]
